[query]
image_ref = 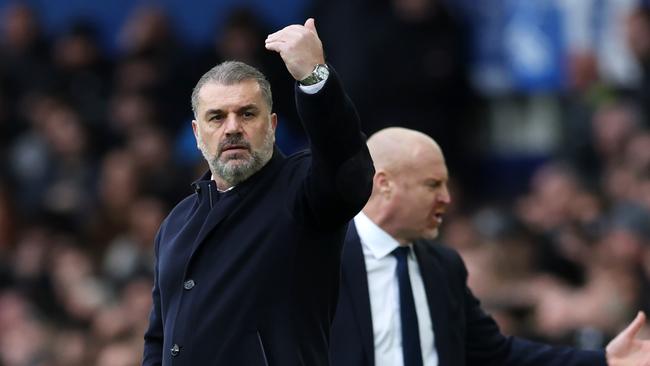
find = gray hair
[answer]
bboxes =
[191,61,273,118]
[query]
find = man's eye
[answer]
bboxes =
[243,112,255,118]
[209,115,223,121]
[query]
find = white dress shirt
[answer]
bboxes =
[354,212,438,366]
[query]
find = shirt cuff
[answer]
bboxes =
[298,77,327,94]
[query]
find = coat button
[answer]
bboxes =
[170,344,180,357]
[183,279,195,290]
[194,185,201,193]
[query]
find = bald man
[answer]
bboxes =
[330,127,650,366]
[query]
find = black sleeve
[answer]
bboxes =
[291,65,374,229]
[449,251,607,366]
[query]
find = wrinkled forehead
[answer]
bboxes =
[197,80,267,111]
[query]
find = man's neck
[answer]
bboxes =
[361,207,409,245]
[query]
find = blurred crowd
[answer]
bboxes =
[0,0,648,365]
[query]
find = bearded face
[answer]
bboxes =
[197,122,275,187]
[192,79,277,189]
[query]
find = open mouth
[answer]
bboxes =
[433,212,444,225]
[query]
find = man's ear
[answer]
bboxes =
[192,120,199,148]
[374,171,392,198]
[271,113,278,130]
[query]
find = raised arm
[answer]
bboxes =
[265,19,374,228]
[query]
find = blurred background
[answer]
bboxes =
[0,0,648,365]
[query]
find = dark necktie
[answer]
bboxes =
[393,246,424,366]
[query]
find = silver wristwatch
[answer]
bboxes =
[299,64,330,86]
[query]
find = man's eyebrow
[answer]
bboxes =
[237,104,259,112]
[204,108,223,117]
[424,177,446,184]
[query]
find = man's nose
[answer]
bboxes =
[224,115,243,135]
[438,185,452,205]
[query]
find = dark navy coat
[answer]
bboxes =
[143,68,374,366]
[330,224,607,366]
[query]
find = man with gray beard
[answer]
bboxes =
[142,18,374,366]
[196,115,275,187]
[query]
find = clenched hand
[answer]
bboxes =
[265,18,325,81]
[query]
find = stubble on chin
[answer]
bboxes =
[214,152,260,185]
[197,126,274,186]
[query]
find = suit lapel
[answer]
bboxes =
[342,223,375,365]
[189,191,241,257]
[188,147,285,260]
[413,242,452,366]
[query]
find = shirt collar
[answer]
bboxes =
[210,175,235,192]
[354,212,402,260]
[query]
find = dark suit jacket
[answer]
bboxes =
[142,68,374,366]
[330,223,607,366]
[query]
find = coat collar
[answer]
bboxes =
[187,146,286,258]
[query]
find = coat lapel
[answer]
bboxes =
[342,223,375,365]
[413,242,452,366]
[189,190,241,257]
[188,147,285,260]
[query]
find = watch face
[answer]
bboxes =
[301,64,329,85]
[314,64,330,80]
